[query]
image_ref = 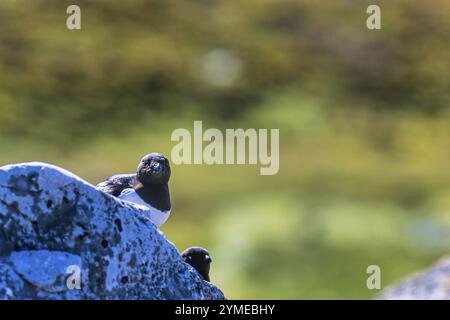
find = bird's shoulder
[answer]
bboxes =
[105,173,136,184]
[96,173,137,196]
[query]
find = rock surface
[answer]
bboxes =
[379,257,450,300]
[0,162,225,300]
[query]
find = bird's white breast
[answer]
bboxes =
[118,188,170,228]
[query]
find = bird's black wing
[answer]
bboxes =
[96,174,137,197]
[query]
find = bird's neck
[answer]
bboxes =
[134,182,171,212]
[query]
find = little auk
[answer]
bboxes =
[96,153,171,228]
[182,247,212,282]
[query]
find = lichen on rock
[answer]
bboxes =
[378,257,450,300]
[0,162,225,300]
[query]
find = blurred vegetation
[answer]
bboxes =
[0,0,449,298]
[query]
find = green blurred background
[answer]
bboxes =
[1,0,449,299]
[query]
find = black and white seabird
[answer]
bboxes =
[96,153,171,228]
[182,247,212,282]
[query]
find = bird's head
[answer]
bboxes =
[136,153,171,185]
[182,247,212,282]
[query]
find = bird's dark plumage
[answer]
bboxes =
[96,153,171,212]
[96,174,137,197]
[182,247,212,282]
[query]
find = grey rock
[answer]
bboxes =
[9,250,83,293]
[379,257,450,300]
[0,162,225,300]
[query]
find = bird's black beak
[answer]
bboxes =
[152,162,162,173]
